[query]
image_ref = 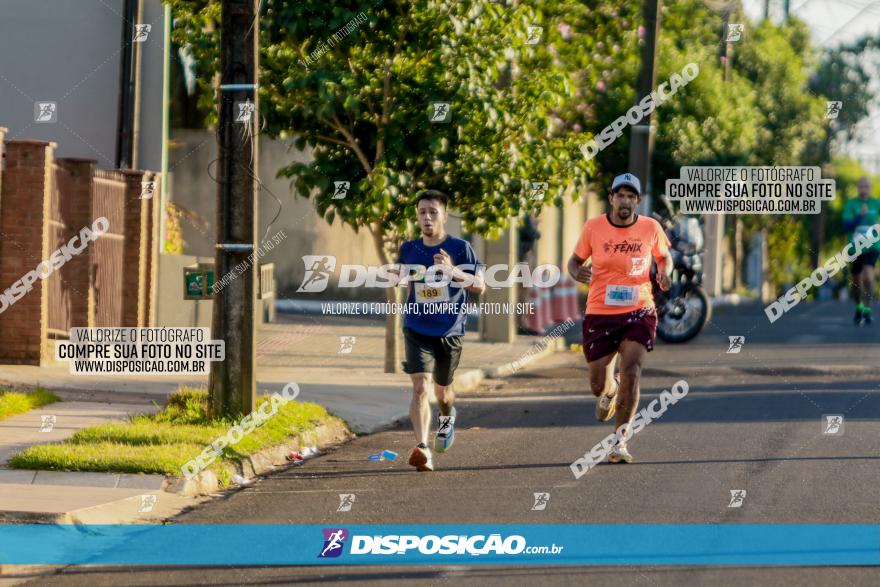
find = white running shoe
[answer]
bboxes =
[608,443,634,464]
[595,375,619,422]
[434,407,456,453]
[408,446,434,471]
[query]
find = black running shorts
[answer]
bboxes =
[852,251,879,275]
[402,327,463,386]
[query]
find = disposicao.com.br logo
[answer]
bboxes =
[297,255,561,292]
[317,528,564,558]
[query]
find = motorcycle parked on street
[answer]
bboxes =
[650,195,712,343]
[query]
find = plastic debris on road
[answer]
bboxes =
[368,450,399,461]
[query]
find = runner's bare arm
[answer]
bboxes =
[655,250,673,291]
[568,254,592,284]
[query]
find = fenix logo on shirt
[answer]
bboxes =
[603,240,644,254]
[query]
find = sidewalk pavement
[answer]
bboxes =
[0,314,565,434]
[0,314,566,528]
[0,402,158,463]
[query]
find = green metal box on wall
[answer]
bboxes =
[183,263,215,300]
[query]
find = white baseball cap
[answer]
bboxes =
[612,173,641,195]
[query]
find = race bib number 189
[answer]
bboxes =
[414,282,449,303]
[604,284,638,306]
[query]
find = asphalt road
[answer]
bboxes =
[28,301,880,586]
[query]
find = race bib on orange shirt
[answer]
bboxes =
[604,284,638,306]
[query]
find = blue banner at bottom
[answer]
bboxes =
[1,525,878,565]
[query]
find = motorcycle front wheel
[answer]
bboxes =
[656,285,711,343]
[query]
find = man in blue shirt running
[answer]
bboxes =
[396,190,485,471]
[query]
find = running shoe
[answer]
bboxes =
[595,373,620,422]
[608,443,634,464]
[434,407,457,453]
[854,307,864,325]
[408,446,434,472]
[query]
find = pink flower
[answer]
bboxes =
[638,25,646,40]
[597,80,606,92]
[558,23,573,40]
[572,123,583,133]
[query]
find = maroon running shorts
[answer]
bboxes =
[581,307,658,362]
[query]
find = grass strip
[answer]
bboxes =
[9,386,340,487]
[0,388,59,422]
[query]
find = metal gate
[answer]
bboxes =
[92,170,126,327]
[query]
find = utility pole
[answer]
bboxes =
[210,0,259,418]
[630,0,662,215]
[702,4,734,299]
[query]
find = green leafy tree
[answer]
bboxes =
[729,17,825,290]
[807,34,879,264]
[582,0,760,193]
[168,0,598,371]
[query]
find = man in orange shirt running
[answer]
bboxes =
[567,173,672,464]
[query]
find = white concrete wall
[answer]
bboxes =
[167,130,386,299]
[0,0,165,170]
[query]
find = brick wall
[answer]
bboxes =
[0,136,160,364]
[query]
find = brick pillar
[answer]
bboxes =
[0,140,56,365]
[57,158,98,328]
[121,170,149,327]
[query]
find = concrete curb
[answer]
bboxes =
[452,334,568,388]
[485,338,566,379]
[0,469,166,489]
[711,293,759,308]
[453,368,485,393]
[165,417,354,497]
[0,418,354,527]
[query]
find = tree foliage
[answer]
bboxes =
[169,0,644,262]
[167,0,880,297]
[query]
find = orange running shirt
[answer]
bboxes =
[572,214,670,315]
